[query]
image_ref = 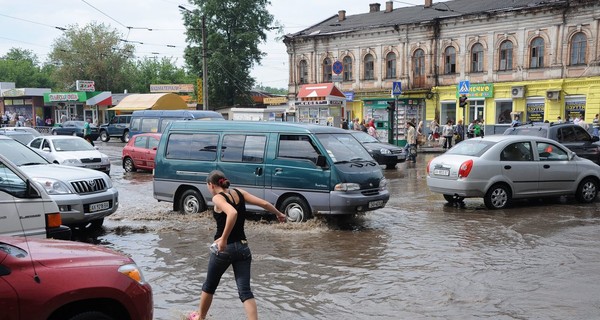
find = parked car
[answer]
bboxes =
[0,236,153,320]
[0,153,71,239]
[99,114,132,142]
[0,135,118,229]
[426,135,600,209]
[0,130,36,145]
[122,133,161,172]
[504,122,600,164]
[350,131,406,169]
[51,120,100,140]
[0,126,42,137]
[27,136,111,175]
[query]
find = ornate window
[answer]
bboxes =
[298,60,308,84]
[471,43,484,72]
[364,54,374,80]
[413,49,425,76]
[343,56,353,81]
[570,32,587,65]
[322,58,332,82]
[499,40,513,71]
[444,46,456,74]
[385,52,396,79]
[530,37,544,68]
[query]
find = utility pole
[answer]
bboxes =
[201,15,208,110]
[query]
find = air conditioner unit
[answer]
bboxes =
[511,86,524,98]
[546,90,560,100]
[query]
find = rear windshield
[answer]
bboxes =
[504,127,547,137]
[446,139,495,157]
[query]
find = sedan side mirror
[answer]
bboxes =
[569,151,576,160]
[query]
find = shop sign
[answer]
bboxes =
[1,88,26,97]
[295,100,343,106]
[150,84,194,93]
[456,83,494,98]
[76,80,95,92]
[565,101,586,120]
[48,93,80,102]
[264,97,288,105]
[526,102,545,123]
[344,92,354,101]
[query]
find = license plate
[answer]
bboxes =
[433,169,450,176]
[89,201,110,212]
[368,200,384,209]
[397,155,403,159]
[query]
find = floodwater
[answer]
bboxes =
[95,144,600,320]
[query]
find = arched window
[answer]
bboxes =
[298,60,308,84]
[471,43,484,72]
[386,52,396,79]
[499,40,513,71]
[413,49,425,76]
[343,56,353,81]
[570,32,587,65]
[322,58,332,82]
[530,37,544,68]
[364,54,374,80]
[444,46,456,74]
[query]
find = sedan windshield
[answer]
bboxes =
[317,133,373,162]
[351,132,379,143]
[446,139,495,157]
[53,139,95,152]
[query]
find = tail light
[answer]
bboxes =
[46,212,62,228]
[458,159,473,178]
[426,158,433,174]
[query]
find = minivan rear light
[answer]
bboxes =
[458,159,473,178]
[46,212,62,228]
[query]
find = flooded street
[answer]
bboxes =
[97,143,600,320]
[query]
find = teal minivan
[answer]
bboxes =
[153,121,389,222]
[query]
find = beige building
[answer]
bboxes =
[283,0,600,142]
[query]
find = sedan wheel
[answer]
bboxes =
[123,157,136,172]
[484,184,511,209]
[52,130,58,135]
[576,178,598,203]
[72,131,78,136]
[100,131,110,142]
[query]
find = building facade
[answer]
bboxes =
[283,0,600,141]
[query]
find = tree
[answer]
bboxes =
[125,57,196,93]
[0,48,54,88]
[48,22,134,92]
[180,0,278,108]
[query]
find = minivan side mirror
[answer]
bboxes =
[316,155,327,168]
[25,179,40,198]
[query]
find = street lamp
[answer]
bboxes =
[178,5,208,110]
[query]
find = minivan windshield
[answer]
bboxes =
[316,133,373,163]
[0,139,50,166]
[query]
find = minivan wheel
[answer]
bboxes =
[123,157,136,172]
[576,178,598,203]
[100,130,110,142]
[179,189,205,214]
[278,196,310,222]
[67,311,114,320]
[121,131,130,143]
[484,184,511,209]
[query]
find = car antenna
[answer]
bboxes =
[15,179,42,283]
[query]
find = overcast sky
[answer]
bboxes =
[0,0,424,90]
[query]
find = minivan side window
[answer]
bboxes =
[0,162,28,198]
[160,118,184,133]
[130,118,141,131]
[277,135,320,162]
[166,133,219,161]
[222,135,266,163]
[141,118,159,133]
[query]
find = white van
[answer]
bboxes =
[0,154,71,239]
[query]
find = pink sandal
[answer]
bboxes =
[187,311,200,320]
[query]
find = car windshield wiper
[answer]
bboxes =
[19,162,46,166]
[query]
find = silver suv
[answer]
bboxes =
[0,136,118,229]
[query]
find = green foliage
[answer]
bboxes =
[181,0,278,108]
[0,48,54,88]
[253,84,287,95]
[125,57,195,93]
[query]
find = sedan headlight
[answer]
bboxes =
[62,158,82,165]
[379,177,388,191]
[380,148,391,154]
[118,263,147,284]
[31,177,73,194]
[334,182,360,191]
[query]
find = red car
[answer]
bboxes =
[0,236,153,320]
[122,133,161,172]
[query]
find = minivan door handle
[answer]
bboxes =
[274,168,283,175]
[254,167,263,176]
[504,165,511,170]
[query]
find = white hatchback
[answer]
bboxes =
[27,136,110,175]
[426,135,600,209]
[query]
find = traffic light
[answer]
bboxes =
[387,101,395,111]
[459,94,468,108]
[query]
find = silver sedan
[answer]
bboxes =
[27,136,111,175]
[426,135,600,209]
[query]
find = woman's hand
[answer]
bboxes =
[276,212,287,223]
[215,237,227,252]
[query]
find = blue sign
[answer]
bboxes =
[458,80,470,95]
[344,91,354,101]
[332,61,343,75]
[392,81,402,96]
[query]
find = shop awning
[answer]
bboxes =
[109,93,188,111]
[86,91,112,106]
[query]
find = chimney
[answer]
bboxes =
[424,0,432,8]
[385,1,393,13]
[338,10,346,21]
[369,3,381,13]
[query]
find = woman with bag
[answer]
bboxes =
[190,170,287,320]
[405,121,417,163]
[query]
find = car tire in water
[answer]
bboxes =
[179,189,205,214]
[67,311,114,320]
[278,196,310,222]
[123,157,136,172]
[121,131,129,143]
[52,130,58,135]
[484,183,511,209]
[576,177,598,203]
[100,131,110,142]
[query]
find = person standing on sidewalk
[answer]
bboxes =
[442,120,454,149]
[592,114,599,137]
[405,121,417,163]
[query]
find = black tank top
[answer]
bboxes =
[213,188,247,243]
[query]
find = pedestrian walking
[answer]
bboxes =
[405,121,417,163]
[83,118,95,146]
[592,114,599,137]
[191,170,287,320]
